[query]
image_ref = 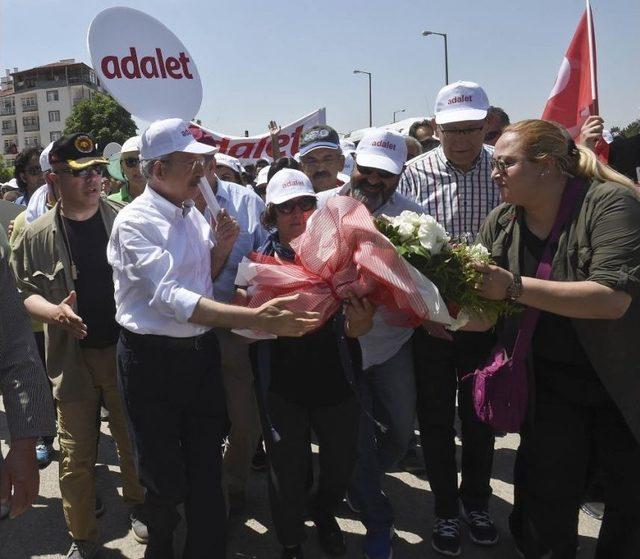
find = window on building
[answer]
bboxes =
[46,90,59,102]
[2,120,13,131]
[48,110,60,122]
[22,97,37,109]
[50,131,62,142]
[23,116,38,127]
[24,137,40,147]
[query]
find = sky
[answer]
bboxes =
[1,0,638,136]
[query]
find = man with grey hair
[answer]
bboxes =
[108,118,320,558]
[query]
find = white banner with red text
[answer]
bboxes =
[188,108,326,163]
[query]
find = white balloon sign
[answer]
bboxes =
[87,7,203,122]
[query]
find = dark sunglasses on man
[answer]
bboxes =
[356,163,396,180]
[275,196,317,214]
[123,157,140,169]
[55,165,106,179]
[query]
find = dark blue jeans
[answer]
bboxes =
[350,341,416,534]
[117,329,227,559]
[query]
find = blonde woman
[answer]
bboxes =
[475,119,640,558]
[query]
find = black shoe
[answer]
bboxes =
[431,517,461,557]
[281,544,304,559]
[312,510,346,556]
[251,442,268,472]
[95,497,105,518]
[461,506,498,546]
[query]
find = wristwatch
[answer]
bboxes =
[506,273,523,301]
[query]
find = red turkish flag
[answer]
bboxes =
[541,6,596,136]
[541,4,609,160]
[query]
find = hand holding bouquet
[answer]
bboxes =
[375,211,516,326]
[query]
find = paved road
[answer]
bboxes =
[0,405,600,559]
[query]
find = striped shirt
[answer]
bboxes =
[398,145,500,240]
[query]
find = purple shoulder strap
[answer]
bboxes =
[512,178,584,361]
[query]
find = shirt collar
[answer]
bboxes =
[436,144,488,174]
[145,186,191,220]
[214,177,231,202]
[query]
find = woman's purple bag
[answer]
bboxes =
[471,178,583,432]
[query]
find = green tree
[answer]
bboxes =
[0,156,13,183]
[64,93,137,149]
[620,119,640,139]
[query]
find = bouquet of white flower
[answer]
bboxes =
[376,210,515,326]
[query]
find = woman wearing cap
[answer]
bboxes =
[247,168,374,559]
[474,119,640,557]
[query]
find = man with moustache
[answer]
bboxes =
[318,129,424,559]
[108,118,320,558]
[298,125,346,192]
[399,81,500,556]
[109,135,146,205]
[10,133,146,559]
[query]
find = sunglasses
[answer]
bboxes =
[356,164,396,179]
[275,196,316,214]
[484,131,502,142]
[25,165,43,176]
[123,157,140,168]
[490,158,520,174]
[56,165,106,179]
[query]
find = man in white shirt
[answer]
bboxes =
[318,129,422,559]
[107,118,320,559]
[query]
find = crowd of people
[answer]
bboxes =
[1,80,639,559]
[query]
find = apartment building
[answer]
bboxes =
[0,59,105,164]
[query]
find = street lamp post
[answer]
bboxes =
[353,69,373,127]
[393,108,406,123]
[422,31,449,85]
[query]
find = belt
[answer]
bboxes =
[122,329,216,351]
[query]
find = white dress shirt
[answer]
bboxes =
[107,186,214,337]
[317,184,422,369]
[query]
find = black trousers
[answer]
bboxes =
[117,330,228,559]
[511,358,640,559]
[413,329,496,518]
[263,391,360,546]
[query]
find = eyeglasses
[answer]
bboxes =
[484,130,502,142]
[356,164,396,180]
[55,165,106,179]
[300,154,340,168]
[490,158,520,174]
[123,157,140,168]
[274,196,317,215]
[161,156,206,173]
[438,126,484,137]
[25,165,43,176]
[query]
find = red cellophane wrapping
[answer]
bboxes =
[239,196,431,328]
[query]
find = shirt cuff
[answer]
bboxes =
[589,265,640,298]
[173,288,203,323]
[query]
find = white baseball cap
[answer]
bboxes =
[40,142,54,172]
[214,153,242,176]
[255,165,270,187]
[355,129,407,175]
[121,135,141,154]
[266,169,317,205]
[141,118,217,160]
[434,81,490,125]
[340,138,357,155]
